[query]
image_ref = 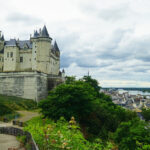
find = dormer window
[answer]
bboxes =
[23,43,29,50]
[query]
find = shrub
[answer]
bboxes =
[24,116,114,150]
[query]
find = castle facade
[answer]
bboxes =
[0,26,64,101]
[0,26,60,75]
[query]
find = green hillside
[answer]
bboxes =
[0,94,37,120]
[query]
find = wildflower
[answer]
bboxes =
[69,116,76,125]
[63,142,68,146]
[51,139,56,144]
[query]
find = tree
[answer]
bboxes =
[141,108,150,121]
[114,118,150,150]
[65,76,76,84]
[39,80,97,121]
[82,76,101,95]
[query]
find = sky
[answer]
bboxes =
[1,0,150,87]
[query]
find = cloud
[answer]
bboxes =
[6,12,43,25]
[1,0,150,87]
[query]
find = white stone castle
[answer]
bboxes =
[0,26,65,101]
[0,26,61,75]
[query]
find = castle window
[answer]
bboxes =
[7,52,9,57]
[10,52,13,57]
[20,57,23,62]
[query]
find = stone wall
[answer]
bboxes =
[0,127,39,150]
[0,72,63,101]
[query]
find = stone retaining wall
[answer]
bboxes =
[0,127,39,150]
[0,71,64,101]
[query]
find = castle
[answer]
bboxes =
[0,26,65,101]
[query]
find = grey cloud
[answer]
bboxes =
[98,4,130,21]
[80,2,130,21]
[6,13,43,25]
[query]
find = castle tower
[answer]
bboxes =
[31,26,53,74]
[3,39,20,71]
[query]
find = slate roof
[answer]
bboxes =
[5,39,32,49]
[54,41,60,51]
[41,25,49,37]
[5,39,17,46]
[18,40,32,49]
[33,30,39,38]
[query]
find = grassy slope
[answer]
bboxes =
[0,94,37,120]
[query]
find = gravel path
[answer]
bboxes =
[0,134,23,150]
[0,110,40,149]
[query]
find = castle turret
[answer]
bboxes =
[0,31,4,52]
[31,26,53,74]
[62,69,65,78]
[54,41,60,57]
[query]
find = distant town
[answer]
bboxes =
[101,88,150,113]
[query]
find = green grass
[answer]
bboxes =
[0,94,37,110]
[0,94,37,120]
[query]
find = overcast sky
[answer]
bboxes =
[1,0,150,87]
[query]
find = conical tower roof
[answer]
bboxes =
[54,41,60,51]
[41,25,49,37]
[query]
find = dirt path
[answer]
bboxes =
[16,110,40,122]
[0,110,40,128]
[0,134,24,150]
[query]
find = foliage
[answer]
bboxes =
[39,80,97,121]
[141,108,150,121]
[82,76,101,95]
[0,95,37,120]
[114,118,150,150]
[39,76,138,141]
[17,135,32,149]
[65,76,76,84]
[24,116,114,150]
[0,94,37,111]
[0,103,14,116]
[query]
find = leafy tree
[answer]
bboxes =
[82,76,101,95]
[39,80,97,121]
[141,108,150,121]
[65,76,76,84]
[114,118,150,150]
